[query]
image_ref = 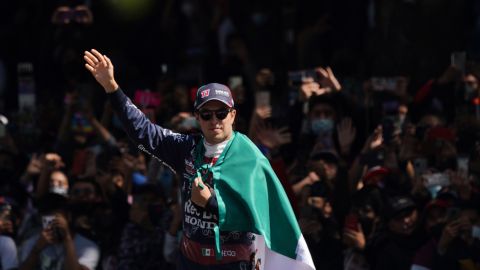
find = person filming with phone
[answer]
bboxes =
[18,194,99,270]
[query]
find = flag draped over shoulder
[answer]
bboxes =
[196,132,315,270]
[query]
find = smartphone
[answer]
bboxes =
[413,158,428,176]
[288,70,317,86]
[371,77,398,91]
[423,173,450,187]
[371,77,385,91]
[17,62,36,110]
[451,51,466,74]
[179,116,198,130]
[344,213,359,232]
[42,215,63,241]
[472,225,480,239]
[228,76,243,90]
[71,112,93,133]
[382,116,396,144]
[457,156,469,175]
[42,215,55,229]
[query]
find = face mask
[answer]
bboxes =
[472,225,480,239]
[311,119,334,135]
[50,186,68,197]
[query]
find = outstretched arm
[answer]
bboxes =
[83,49,192,173]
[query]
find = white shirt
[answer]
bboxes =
[19,233,100,270]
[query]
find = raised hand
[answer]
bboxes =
[299,78,330,101]
[361,126,383,154]
[343,224,366,250]
[84,49,118,93]
[254,106,272,120]
[316,66,342,91]
[437,218,463,255]
[256,123,292,150]
[51,214,72,242]
[337,117,356,155]
[26,154,42,175]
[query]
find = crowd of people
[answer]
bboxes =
[1,0,480,270]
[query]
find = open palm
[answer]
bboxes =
[84,49,118,92]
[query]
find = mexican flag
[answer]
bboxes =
[195,132,315,270]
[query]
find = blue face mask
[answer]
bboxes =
[311,119,334,135]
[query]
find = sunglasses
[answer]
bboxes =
[197,108,233,121]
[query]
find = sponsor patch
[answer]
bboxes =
[215,89,230,97]
[200,89,210,98]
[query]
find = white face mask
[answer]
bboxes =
[50,186,68,197]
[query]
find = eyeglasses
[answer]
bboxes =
[197,108,233,121]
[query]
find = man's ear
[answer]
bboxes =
[194,112,200,121]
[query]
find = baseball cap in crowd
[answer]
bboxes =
[424,198,452,212]
[363,166,390,187]
[194,83,234,111]
[384,195,416,220]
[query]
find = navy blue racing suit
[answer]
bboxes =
[109,89,256,270]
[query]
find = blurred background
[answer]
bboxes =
[1,1,480,270]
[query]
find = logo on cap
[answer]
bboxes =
[200,89,210,98]
[215,89,230,97]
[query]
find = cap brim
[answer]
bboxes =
[195,98,233,110]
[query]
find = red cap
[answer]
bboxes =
[424,199,452,212]
[426,127,455,142]
[363,166,389,186]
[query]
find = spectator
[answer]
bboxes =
[0,198,18,270]
[432,201,480,270]
[117,184,168,270]
[366,195,426,270]
[18,194,100,270]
